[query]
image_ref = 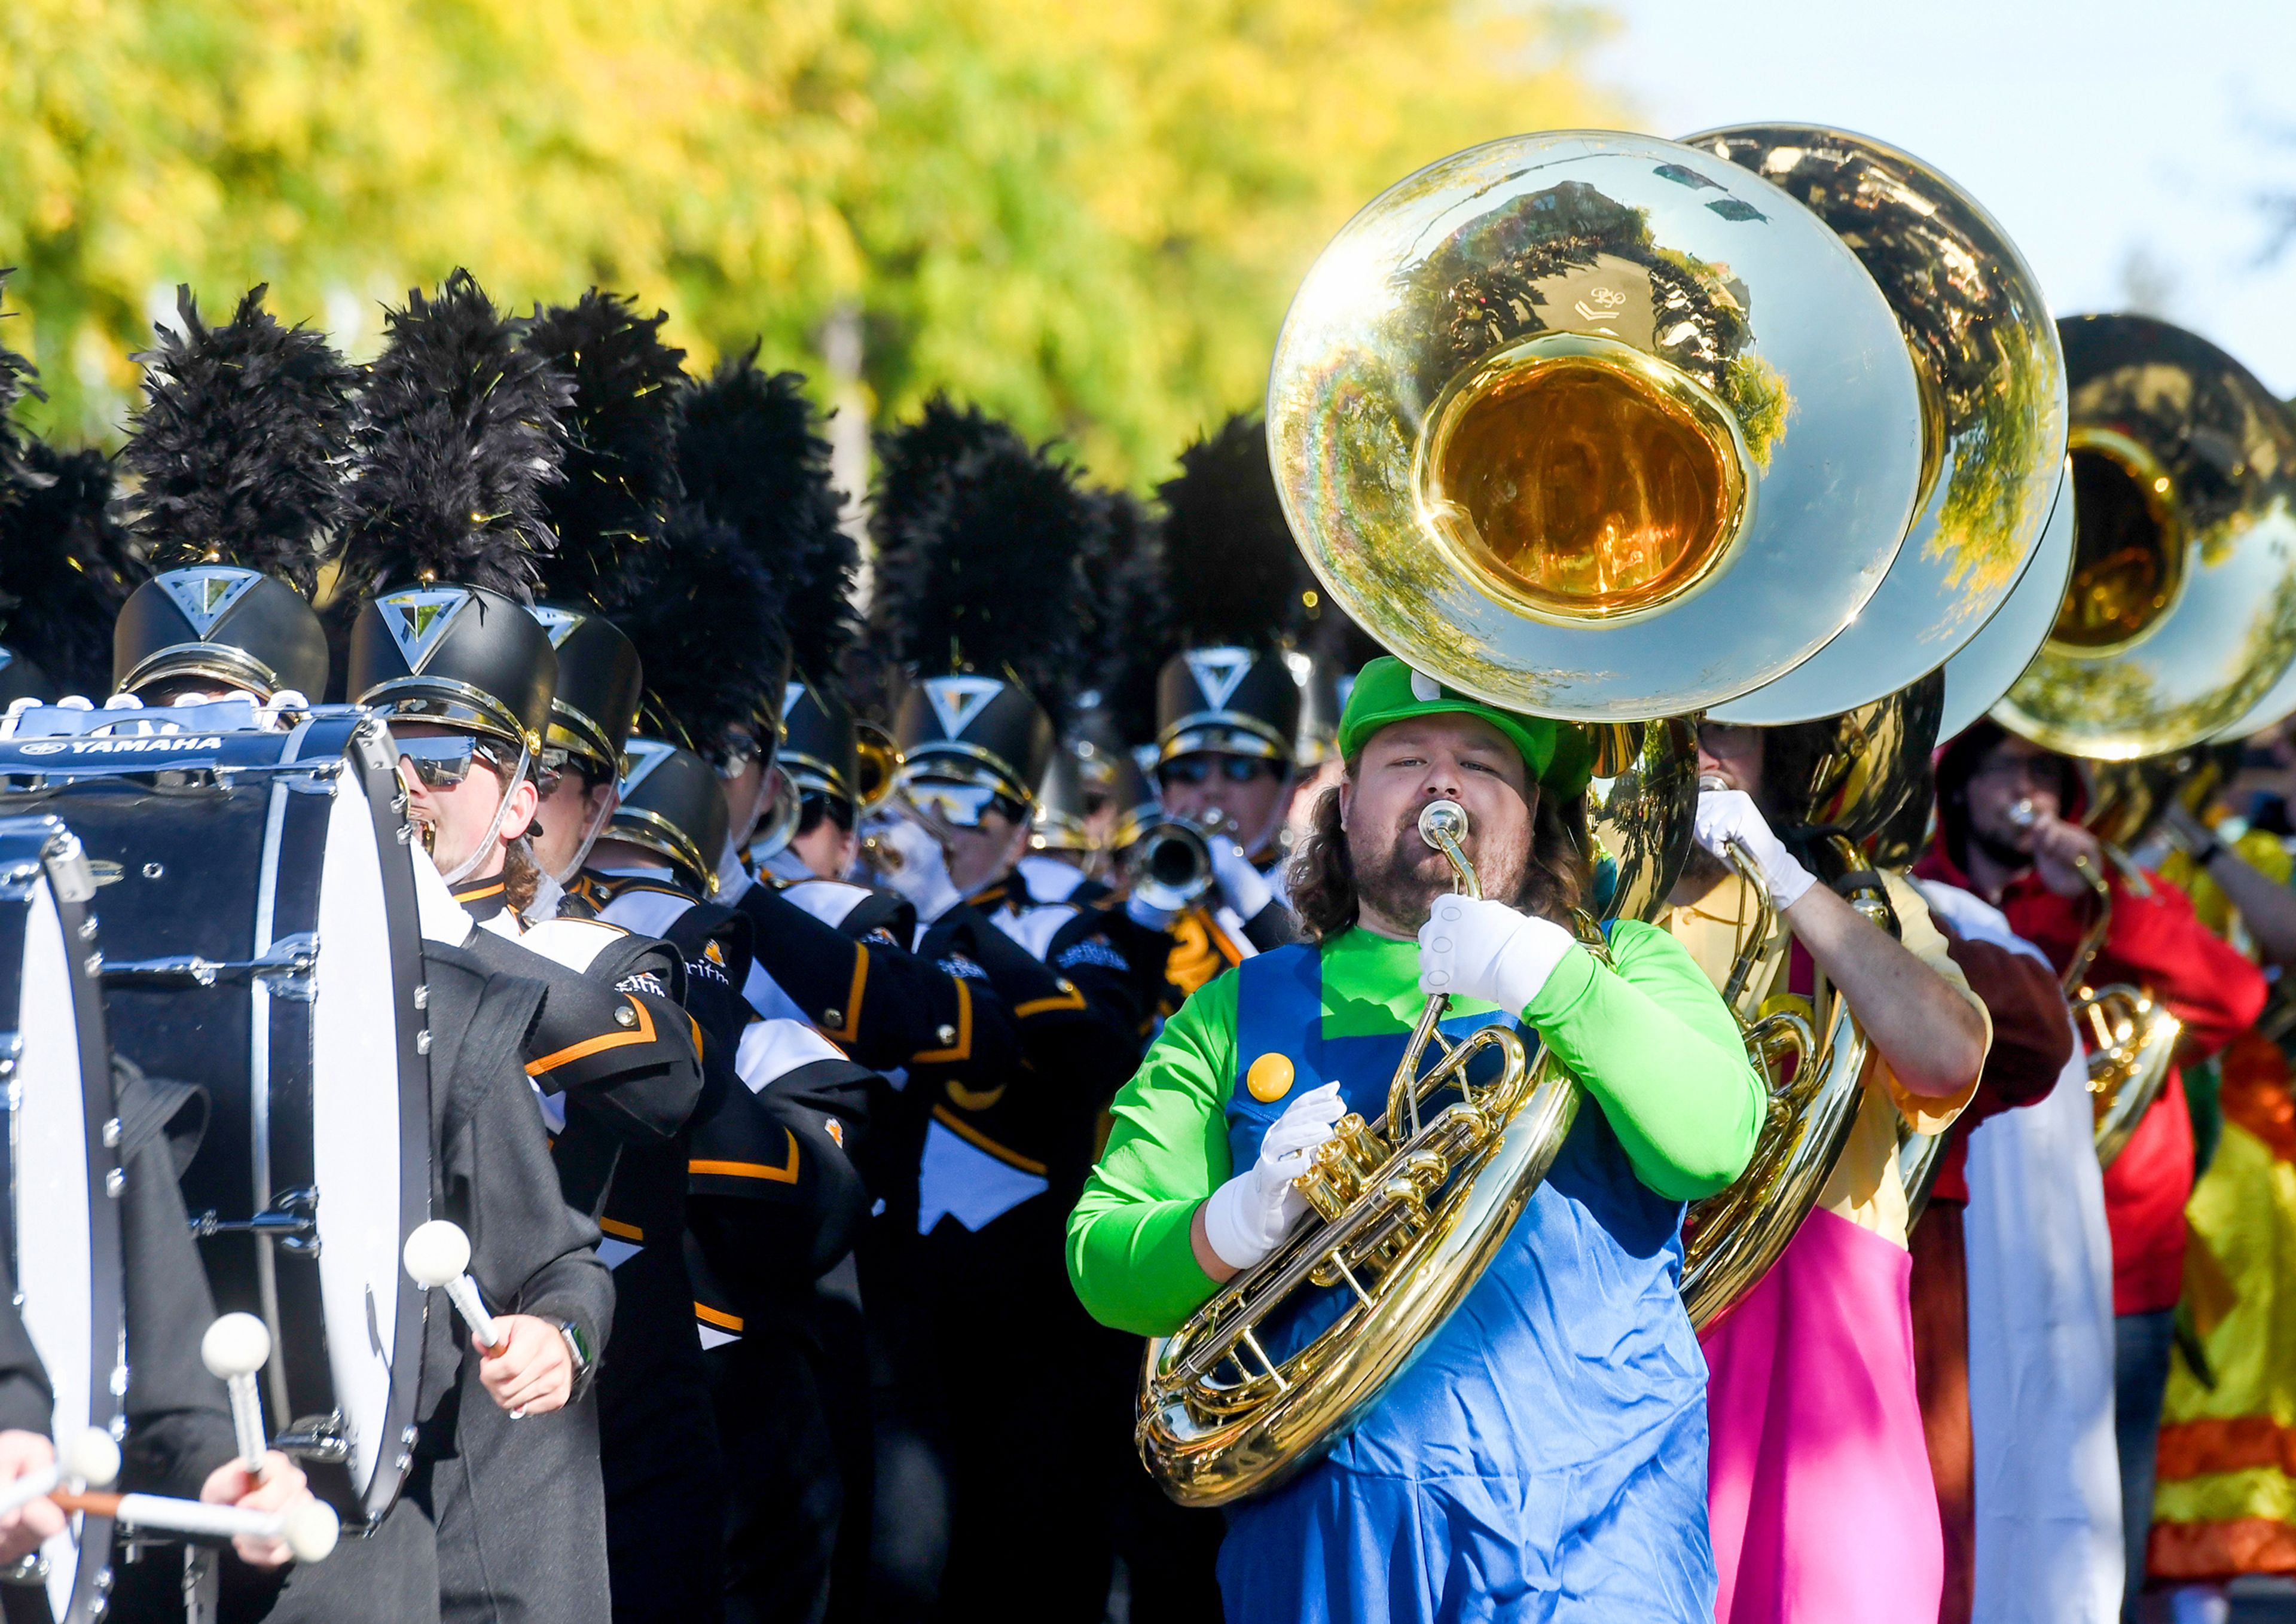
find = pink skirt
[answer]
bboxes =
[1700,1207,1944,1624]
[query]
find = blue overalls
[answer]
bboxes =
[1216,943,1717,1623]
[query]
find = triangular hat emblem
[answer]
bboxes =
[924,676,1004,740]
[1184,647,1256,712]
[529,605,582,648]
[375,588,473,673]
[159,567,260,637]
[619,738,674,795]
[784,681,807,719]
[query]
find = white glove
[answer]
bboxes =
[1202,1081,1347,1272]
[1208,837,1274,920]
[872,817,964,923]
[1693,788,1815,908]
[1417,895,1574,1014]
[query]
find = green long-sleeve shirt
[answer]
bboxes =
[1065,921,1763,1336]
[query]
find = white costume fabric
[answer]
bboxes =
[1916,880,2124,1624]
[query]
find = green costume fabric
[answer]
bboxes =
[1066,921,1763,1336]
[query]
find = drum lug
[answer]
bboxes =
[102,932,319,1001]
[273,1411,351,1466]
[190,1187,320,1254]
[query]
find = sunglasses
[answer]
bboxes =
[398,734,512,790]
[798,792,857,836]
[1159,755,1275,787]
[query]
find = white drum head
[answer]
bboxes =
[14,880,101,1619]
[309,767,403,1500]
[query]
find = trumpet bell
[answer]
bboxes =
[1994,314,2296,759]
[1266,130,1926,721]
[853,721,903,818]
[1696,126,2068,726]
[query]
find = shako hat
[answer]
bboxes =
[611,738,731,895]
[519,290,691,774]
[870,399,1096,808]
[1153,413,1318,767]
[334,271,570,754]
[671,353,855,786]
[115,286,353,701]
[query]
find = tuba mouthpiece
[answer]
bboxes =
[1417,799,1468,849]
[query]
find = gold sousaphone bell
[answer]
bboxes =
[1142,127,2066,1506]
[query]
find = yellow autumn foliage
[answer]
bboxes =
[1,0,1611,483]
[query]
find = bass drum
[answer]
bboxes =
[0,709,430,1532]
[0,816,121,1624]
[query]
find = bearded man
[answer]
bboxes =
[1067,657,1763,1623]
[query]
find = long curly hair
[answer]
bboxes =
[1289,769,1592,943]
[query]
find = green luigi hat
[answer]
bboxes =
[1336,657,1594,799]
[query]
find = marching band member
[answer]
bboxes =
[1146,416,1312,998]
[1678,716,1990,1624]
[1071,657,1763,1622]
[869,402,1158,1620]
[334,271,701,1624]
[1921,722,2267,1620]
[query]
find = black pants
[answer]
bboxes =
[599,1249,728,1623]
[709,1317,846,1624]
[921,1198,1125,1624]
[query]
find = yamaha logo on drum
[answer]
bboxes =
[7,735,224,758]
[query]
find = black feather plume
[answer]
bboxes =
[0,440,146,694]
[1157,413,1314,652]
[1079,487,1167,745]
[869,404,1100,726]
[521,290,686,609]
[0,271,45,483]
[616,505,789,764]
[121,285,356,596]
[332,270,570,602]
[674,352,854,683]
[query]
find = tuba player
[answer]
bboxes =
[1068,657,1763,1622]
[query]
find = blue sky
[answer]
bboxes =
[1589,0,2296,394]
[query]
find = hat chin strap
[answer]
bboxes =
[550,790,621,886]
[438,738,533,887]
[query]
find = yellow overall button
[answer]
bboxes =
[1245,1052,1296,1103]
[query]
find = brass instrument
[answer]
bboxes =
[1994,315,2296,759]
[2007,798,2183,1167]
[853,721,903,817]
[1677,780,1885,1328]
[1139,801,1590,1505]
[1125,811,1242,915]
[1692,126,2068,726]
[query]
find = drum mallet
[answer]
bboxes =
[0,1425,120,1517]
[0,1428,340,1563]
[200,1313,273,1476]
[403,1221,510,1357]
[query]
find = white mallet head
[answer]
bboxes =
[62,1427,120,1489]
[200,1312,272,1381]
[402,1220,472,1289]
[280,1497,341,1564]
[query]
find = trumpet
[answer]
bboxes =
[2007,797,2181,1165]
[1141,800,1592,1505]
[1125,810,1240,914]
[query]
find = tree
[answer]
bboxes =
[1,0,1610,485]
